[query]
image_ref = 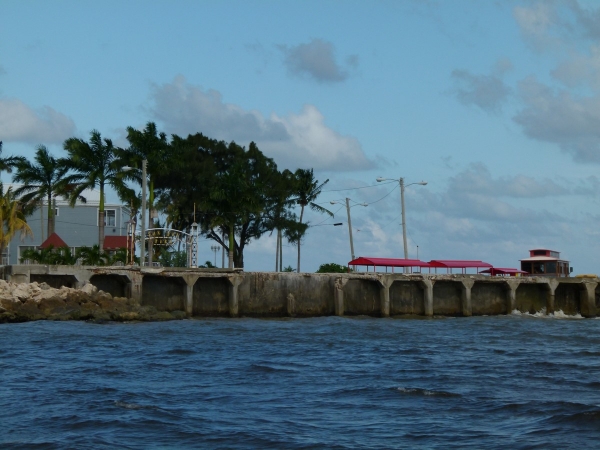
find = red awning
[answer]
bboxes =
[479,268,528,276]
[348,257,431,267]
[428,260,492,269]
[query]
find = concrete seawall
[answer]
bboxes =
[2,265,598,318]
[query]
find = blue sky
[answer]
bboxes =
[3,0,600,273]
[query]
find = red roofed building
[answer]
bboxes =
[39,233,69,249]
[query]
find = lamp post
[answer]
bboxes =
[376,177,427,268]
[330,198,367,261]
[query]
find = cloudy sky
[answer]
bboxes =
[3,0,600,274]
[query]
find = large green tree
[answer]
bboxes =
[154,134,298,268]
[61,130,133,252]
[12,145,69,238]
[291,169,332,273]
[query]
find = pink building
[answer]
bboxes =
[519,249,571,277]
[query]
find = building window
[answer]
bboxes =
[98,209,116,227]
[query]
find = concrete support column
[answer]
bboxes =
[504,280,519,314]
[182,275,200,316]
[420,279,434,317]
[545,279,559,315]
[129,275,144,305]
[227,275,243,317]
[581,282,598,318]
[377,276,394,317]
[460,279,475,317]
[334,277,348,316]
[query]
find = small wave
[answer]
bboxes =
[511,309,584,319]
[114,400,159,411]
[166,348,196,355]
[395,387,461,398]
[249,364,296,373]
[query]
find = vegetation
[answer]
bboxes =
[12,145,69,237]
[0,183,33,259]
[5,122,330,270]
[315,263,349,273]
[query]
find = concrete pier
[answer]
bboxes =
[1,265,598,318]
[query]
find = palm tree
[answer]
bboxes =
[12,145,69,238]
[121,122,169,264]
[0,141,26,174]
[61,130,132,253]
[292,169,332,273]
[0,182,33,260]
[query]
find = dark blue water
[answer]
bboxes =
[1,313,600,449]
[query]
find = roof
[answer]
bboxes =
[103,236,128,250]
[428,260,492,269]
[39,232,69,249]
[348,257,430,267]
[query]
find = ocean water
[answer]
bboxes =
[1,313,600,449]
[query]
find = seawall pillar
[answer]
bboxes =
[334,277,348,316]
[377,276,394,317]
[129,273,143,304]
[544,279,559,314]
[227,275,243,317]
[182,275,201,315]
[504,279,519,313]
[419,279,435,317]
[460,279,475,317]
[580,282,598,318]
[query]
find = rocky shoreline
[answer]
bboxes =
[0,281,186,323]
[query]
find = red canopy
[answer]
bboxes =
[428,260,492,269]
[349,257,430,267]
[479,268,528,276]
[103,236,128,250]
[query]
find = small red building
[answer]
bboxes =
[520,249,571,277]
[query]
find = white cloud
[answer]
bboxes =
[278,39,357,83]
[0,98,75,144]
[148,76,374,171]
[451,69,511,113]
[514,76,600,162]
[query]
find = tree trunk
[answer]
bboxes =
[275,228,279,271]
[228,224,234,269]
[279,229,283,271]
[297,205,305,273]
[47,194,54,237]
[98,210,105,253]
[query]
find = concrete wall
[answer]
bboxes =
[390,280,424,315]
[2,265,598,318]
[471,282,507,316]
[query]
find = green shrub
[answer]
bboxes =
[316,263,348,273]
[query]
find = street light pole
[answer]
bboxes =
[331,198,367,261]
[400,177,407,260]
[140,159,147,267]
[345,198,355,260]
[376,176,427,271]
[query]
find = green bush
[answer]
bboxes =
[316,263,348,273]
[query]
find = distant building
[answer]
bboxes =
[520,249,571,277]
[5,188,131,265]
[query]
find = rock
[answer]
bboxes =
[80,283,98,295]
